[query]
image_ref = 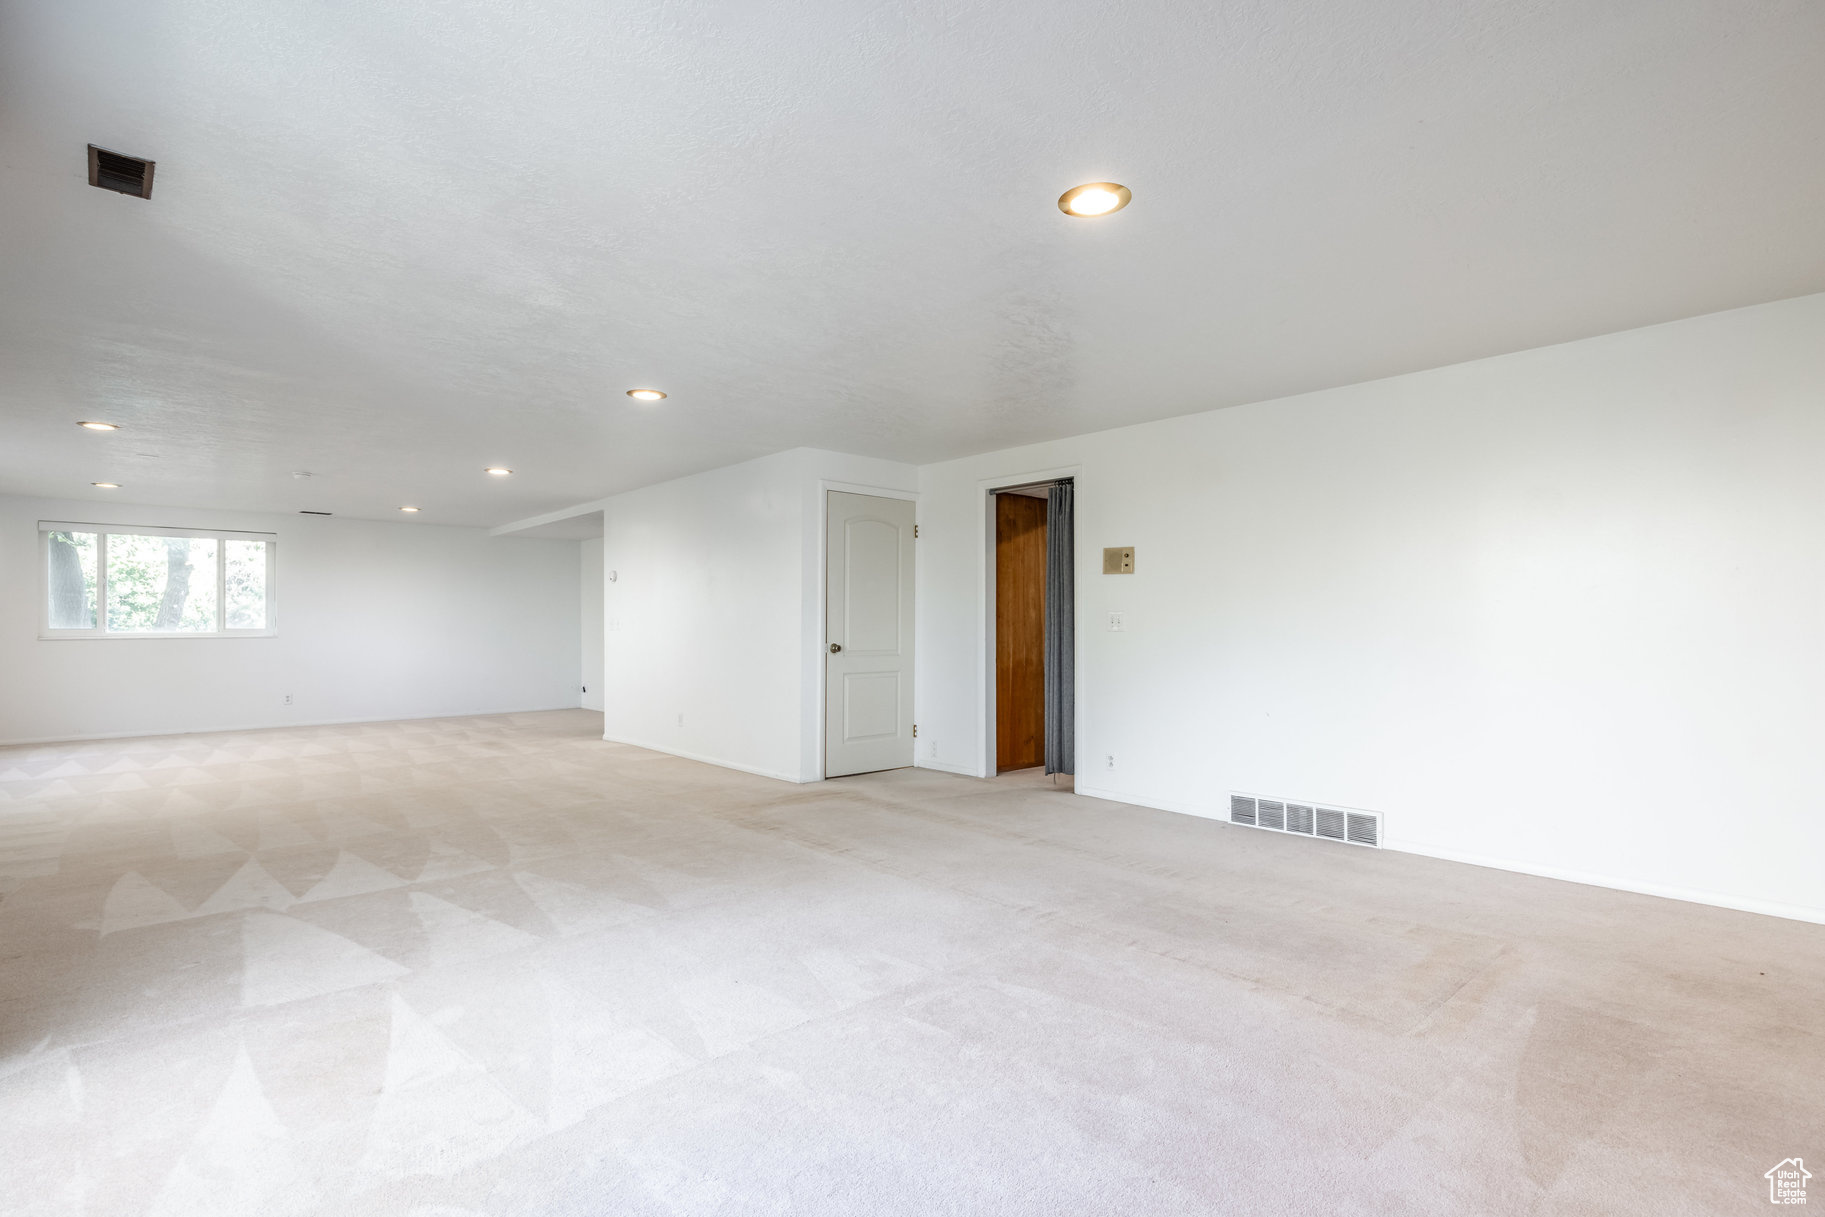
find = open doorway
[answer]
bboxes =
[992,480,1074,777]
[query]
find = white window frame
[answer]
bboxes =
[39,521,279,640]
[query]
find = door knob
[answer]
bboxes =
[829,643,842,653]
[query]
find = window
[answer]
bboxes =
[40,522,276,638]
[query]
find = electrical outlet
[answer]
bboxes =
[1105,754,1115,770]
[1107,611,1126,632]
[927,740,938,759]
[283,694,293,706]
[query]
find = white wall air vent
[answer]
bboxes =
[88,145,154,198]
[1232,793,1381,849]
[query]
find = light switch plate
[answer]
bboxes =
[1103,546,1135,574]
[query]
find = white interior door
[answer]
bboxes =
[825,492,915,777]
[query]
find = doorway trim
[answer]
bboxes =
[976,463,1083,780]
[815,479,919,781]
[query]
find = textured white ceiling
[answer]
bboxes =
[3,0,1824,526]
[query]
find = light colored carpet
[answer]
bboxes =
[0,709,1818,1216]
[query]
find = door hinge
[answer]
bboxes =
[914,524,919,538]
[912,724,918,738]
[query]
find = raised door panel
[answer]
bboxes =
[843,518,903,655]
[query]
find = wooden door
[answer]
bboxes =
[995,493,1047,771]
[825,492,916,777]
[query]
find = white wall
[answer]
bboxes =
[599,447,916,782]
[0,495,583,744]
[580,537,604,711]
[915,292,1825,924]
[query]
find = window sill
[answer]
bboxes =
[39,631,279,641]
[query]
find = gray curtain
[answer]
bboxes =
[1044,481,1075,775]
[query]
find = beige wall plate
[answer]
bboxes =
[1103,546,1134,574]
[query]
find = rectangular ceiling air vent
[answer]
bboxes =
[88,145,155,198]
[1233,792,1381,849]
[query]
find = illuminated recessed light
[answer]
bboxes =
[78,420,120,431]
[484,467,513,476]
[399,505,420,512]
[92,481,120,488]
[626,388,667,402]
[1058,182,1131,217]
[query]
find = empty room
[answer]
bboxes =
[2,1,1822,1214]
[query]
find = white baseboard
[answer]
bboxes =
[1071,784,1825,928]
[1386,838,1825,927]
[1073,783,1215,818]
[0,704,591,749]
[600,735,808,784]
[915,757,980,777]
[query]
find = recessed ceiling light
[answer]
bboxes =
[92,482,120,488]
[399,505,420,512]
[626,388,667,402]
[78,420,120,431]
[1058,182,1131,217]
[484,467,513,476]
